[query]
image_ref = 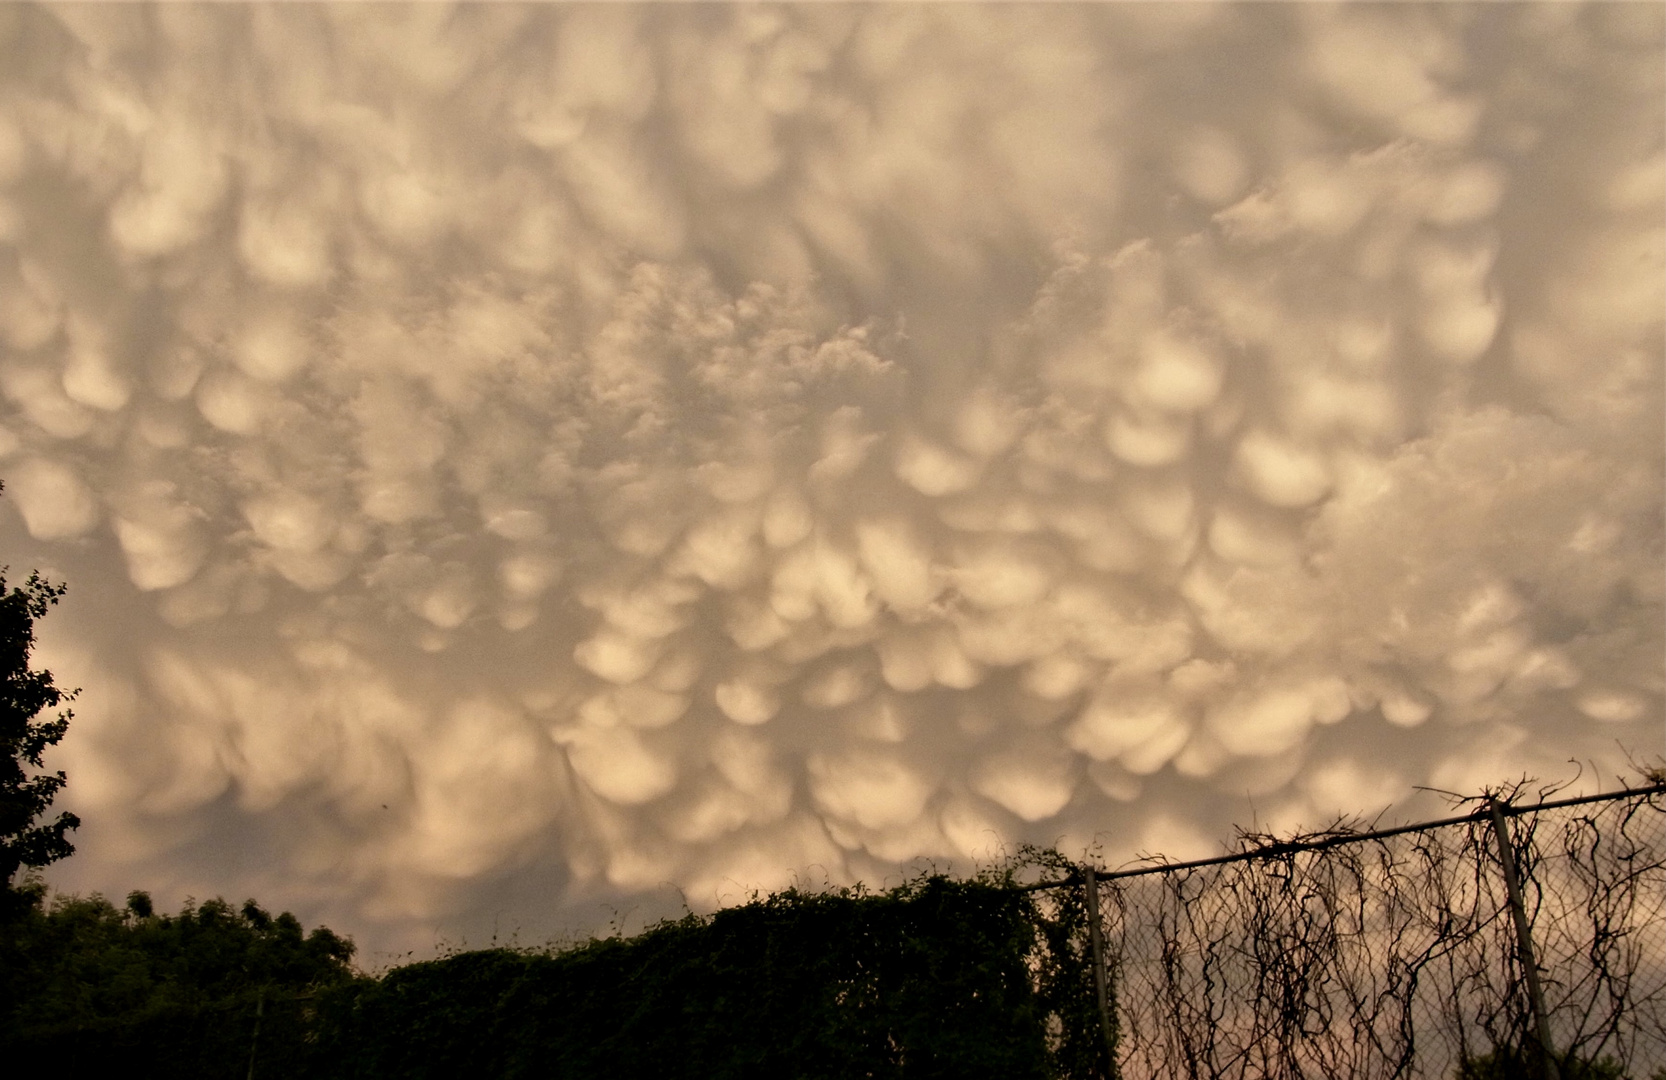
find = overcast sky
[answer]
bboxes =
[0,2,1660,961]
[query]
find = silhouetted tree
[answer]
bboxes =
[0,500,79,913]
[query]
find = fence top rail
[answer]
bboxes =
[1014,781,1666,893]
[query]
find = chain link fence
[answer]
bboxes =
[1028,782,1666,1080]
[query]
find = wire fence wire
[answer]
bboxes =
[1033,782,1666,1080]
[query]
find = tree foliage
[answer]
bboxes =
[0,873,1108,1079]
[0,563,78,911]
[0,890,356,1073]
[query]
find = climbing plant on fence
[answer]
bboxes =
[1033,781,1666,1080]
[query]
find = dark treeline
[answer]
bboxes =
[0,888,355,1076]
[0,871,1108,1080]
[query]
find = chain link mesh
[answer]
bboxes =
[1054,785,1666,1080]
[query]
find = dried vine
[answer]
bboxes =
[1036,784,1666,1080]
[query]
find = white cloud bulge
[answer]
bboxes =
[0,3,1659,953]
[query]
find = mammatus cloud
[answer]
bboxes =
[0,3,1658,952]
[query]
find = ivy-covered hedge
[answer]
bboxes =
[2,873,1113,1080]
[312,878,1060,1079]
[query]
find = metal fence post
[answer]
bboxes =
[246,990,264,1080]
[1486,797,1559,1080]
[1082,865,1117,1075]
